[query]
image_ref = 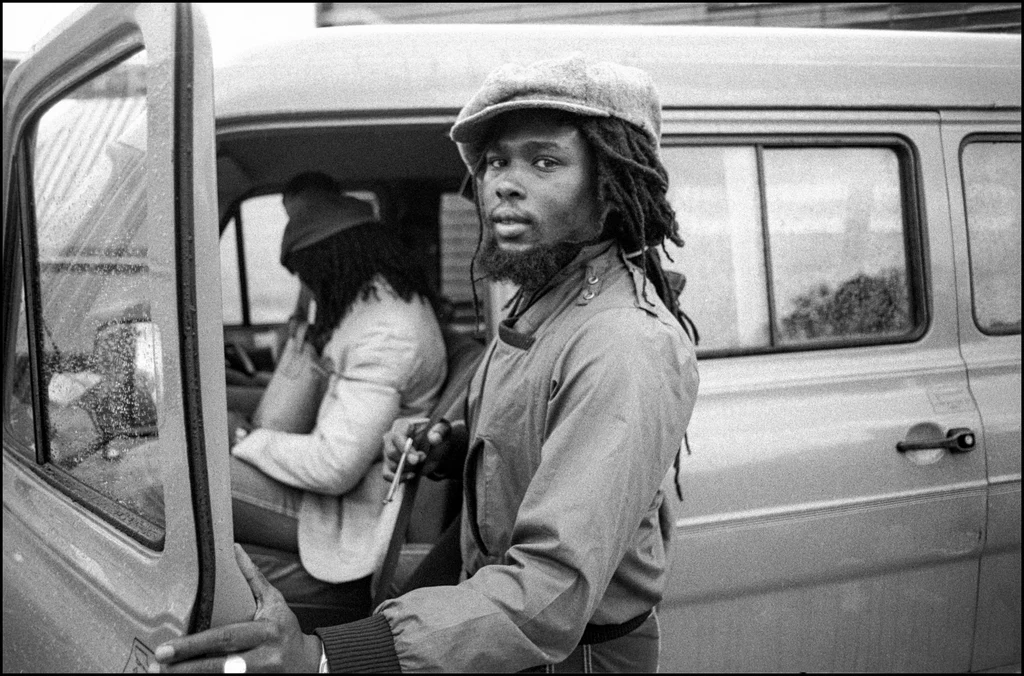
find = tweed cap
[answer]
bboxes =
[280,191,375,266]
[450,52,662,169]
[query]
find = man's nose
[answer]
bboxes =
[493,169,525,201]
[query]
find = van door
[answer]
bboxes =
[656,110,987,671]
[2,4,253,672]
[941,112,1022,672]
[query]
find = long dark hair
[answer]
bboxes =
[284,222,438,352]
[577,116,699,345]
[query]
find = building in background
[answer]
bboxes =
[316,2,1021,33]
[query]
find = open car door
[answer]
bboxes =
[3,4,254,671]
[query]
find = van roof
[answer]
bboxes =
[214,24,1021,125]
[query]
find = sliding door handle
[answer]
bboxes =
[897,427,976,454]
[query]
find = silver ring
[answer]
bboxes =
[223,655,247,674]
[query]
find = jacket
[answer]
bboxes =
[232,279,447,582]
[316,243,698,670]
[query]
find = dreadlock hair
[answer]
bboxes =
[577,116,699,345]
[283,221,439,353]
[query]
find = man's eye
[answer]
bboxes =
[486,157,506,169]
[535,158,559,170]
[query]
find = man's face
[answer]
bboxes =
[476,109,603,289]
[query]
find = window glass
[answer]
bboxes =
[29,51,165,536]
[439,192,480,332]
[239,194,298,325]
[961,141,1022,334]
[220,215,242,325]
[764,147,911,343]
[662,144,915,353]
[223,190,384,327]
[9,267,35,457]
[664,146,770,351]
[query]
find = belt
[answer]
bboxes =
[519,610,653,672]
[579,609,652,645]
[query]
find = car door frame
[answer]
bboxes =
[940,111,1022,672]
[2,3,252,672]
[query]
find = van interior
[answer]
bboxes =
[215,120,480,628]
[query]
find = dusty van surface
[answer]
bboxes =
[3,5,1020,672]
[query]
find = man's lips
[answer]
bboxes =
[493,221,530,240]
[489,211,533,242]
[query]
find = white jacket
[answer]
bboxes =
[232,279,447,581]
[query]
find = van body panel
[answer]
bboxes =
[213,25,1020,124]
[658,110,988,671]
[940,110,1022,671]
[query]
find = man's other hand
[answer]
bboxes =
[149,544,322,673]
[382,417,465,482]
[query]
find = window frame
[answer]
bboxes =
[8,49,165,550]
[958,132,1022,337]
[661,133,929,360]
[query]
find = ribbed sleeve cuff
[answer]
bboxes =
[315,614,401,673]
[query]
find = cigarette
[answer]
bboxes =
[384,437,413,504]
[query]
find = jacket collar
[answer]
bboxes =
[498,240,618,348]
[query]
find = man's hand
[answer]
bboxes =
[382,417,464,482]
[149,544,322,673]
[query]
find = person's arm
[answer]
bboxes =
[232,318,423,495]
[372,311,697,671]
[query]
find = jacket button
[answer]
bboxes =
[587,275,599,285]
[583,290,596,301]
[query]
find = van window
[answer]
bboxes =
[663,143,916,353]
[439,192,480,332]
[221,194,299,326]
[221,191,382,326]
[961,139,1022,335]
[25,51,165,542]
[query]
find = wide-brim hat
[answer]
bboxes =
[450,52,662,170]
[280,192,376,266]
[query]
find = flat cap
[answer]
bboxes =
[280,192,375,266]
[450,52,662,169]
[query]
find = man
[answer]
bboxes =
[151,53,698,673]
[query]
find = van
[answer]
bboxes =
[3,4,1020,672]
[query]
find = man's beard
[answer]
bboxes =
[477,234,584,292]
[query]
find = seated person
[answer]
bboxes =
[228,172,447,619]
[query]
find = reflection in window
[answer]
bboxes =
[764,148,911,343]
[664,147,769,351]
[663,144,915,353]
[962,141,1021,334]
[30,51,165,537]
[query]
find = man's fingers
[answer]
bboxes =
[233,543,274,606]
[149,654,242,674]
[427,419,452,445]
[152,622,275,666]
